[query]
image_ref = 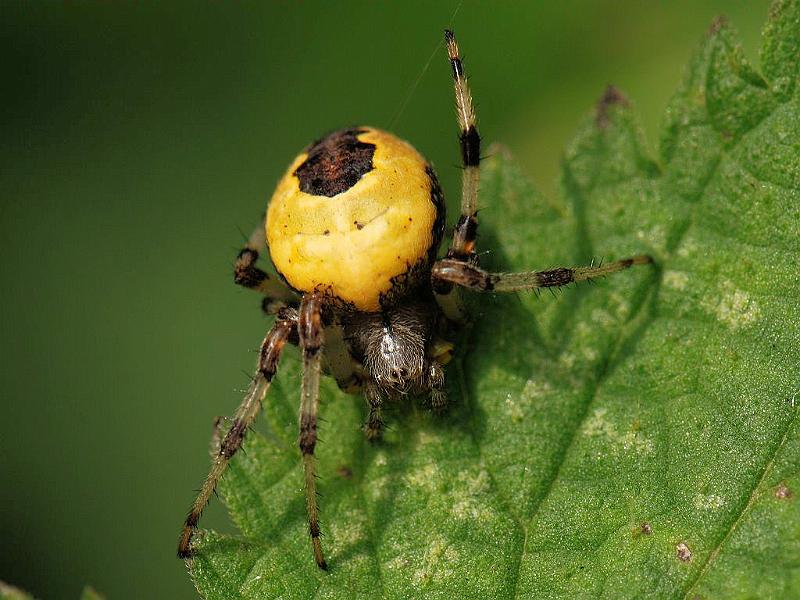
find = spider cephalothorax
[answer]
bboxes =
[178,30,652,570]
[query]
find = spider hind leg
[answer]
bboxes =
[298,294,328,570]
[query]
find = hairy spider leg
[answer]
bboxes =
[298,294,327,570]
[233,218,297,313]
[433,29,481,323]
[178,311,297,559]
[445,29,480,261]
[432,255,653,293]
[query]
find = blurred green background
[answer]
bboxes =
[1,1,769,598]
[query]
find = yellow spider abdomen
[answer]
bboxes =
[266,127,443,312]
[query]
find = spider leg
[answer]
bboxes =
[364,381,385,442]
[178,308,297,559]
[427,359,447,413]
[432,255,653,293]
[444,29,481,261]
[298,294,328,570]
[433,30,481,323]
[234,218,297,308]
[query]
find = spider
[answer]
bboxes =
[178,30,652,570]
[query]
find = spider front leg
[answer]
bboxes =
[444,29,481,262]
[427,359,447,413]
[298,293,328,570]
[178,308,297,559]
[234,219,297,313]
[432,254,653,293]
[434,30,481,323]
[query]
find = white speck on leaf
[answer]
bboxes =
[636,224,666,252]
[329,509,367,547]
[664,270,689,291]
[560,352,576,369]
[693,493,727,510]
[521,378,553,400]
[505,393,524,423]
[412,536,458,585]
[416,430,437,448]
[406,463,440,491]
[506,379,552,422]
[591,308,615,327]
[677,237,699,258]
[583,347,599,361]
[702,279,761,329]
[584,408,654,454]
[368,474,389,501]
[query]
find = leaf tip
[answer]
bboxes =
[706,14,730,37]
[595,85,630,129]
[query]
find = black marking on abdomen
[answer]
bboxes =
[294,128,376,197]
[426,165,446,263]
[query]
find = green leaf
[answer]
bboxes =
[190,3,800,598]
[78,587,105,600]
[0,582,35,600]
[0,583,104,600]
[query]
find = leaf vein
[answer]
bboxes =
[680,404,798,599]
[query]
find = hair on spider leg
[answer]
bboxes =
[239,368,257,381]
[209,415,231,449]
[235,224,250,245]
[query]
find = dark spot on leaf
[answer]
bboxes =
[676,542,692,562]
[336,466,353,479]
[775,482,792,499]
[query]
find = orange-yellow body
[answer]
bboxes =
[266,127,439,312]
